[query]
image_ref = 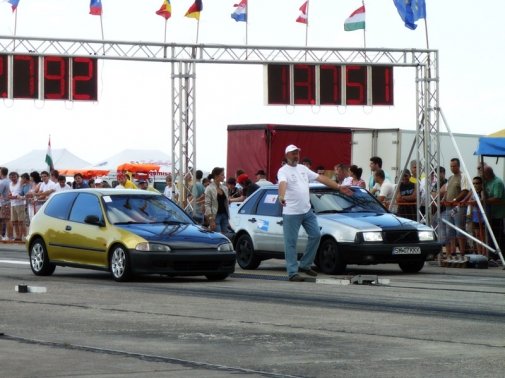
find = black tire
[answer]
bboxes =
[235,234,261,270]
[317,239,346,274]
[399,260,425,273]
[110,245,132,282]
[29,238,56,276]
[205,273,230,281]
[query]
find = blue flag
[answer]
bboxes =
[393,0,426,30]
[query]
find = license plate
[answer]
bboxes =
[392,246,421,255]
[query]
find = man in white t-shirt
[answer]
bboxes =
[277,144,353,282]
[372,169,394,206]
[35,171,58,203]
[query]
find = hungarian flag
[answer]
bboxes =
[344,6,365,31]
[89,0,102,16]
[296,1,308,24]
[185,0,203,20]
[156,0,171,20]
[45,137,54,172]
[7,0,20,12]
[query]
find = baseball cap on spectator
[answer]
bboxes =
[237,173,249,185]
[255,170,266,176]
[285,144,300,154]
[95,178,103,184]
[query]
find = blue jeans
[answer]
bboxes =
[215,212,230,234]
[282,210,321,278]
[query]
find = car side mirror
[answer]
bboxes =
[84,215,104,227]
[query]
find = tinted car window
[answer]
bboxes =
[238,189,262,215]
[69,193,103,224]
[103,194,193,224]
[256,190,282,217]
[44,192,78,220]
[310,187,386,214]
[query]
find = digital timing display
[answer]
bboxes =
[0,54,98,101]
[267,64,393,106]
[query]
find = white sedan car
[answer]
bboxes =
[229,184,441,274]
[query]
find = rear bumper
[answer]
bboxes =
[339,242,442,264]
[129,250,236,276]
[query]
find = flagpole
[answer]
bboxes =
[196,19,200,44]
[99,14,105,55]
[362,0,367,62]
[164,19,168,44]
[305,0,309,48]
[13,8,18,52]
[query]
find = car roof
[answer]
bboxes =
[56,188,161,196]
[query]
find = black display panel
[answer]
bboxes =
[267,64,290,105]
[371,66,394,105]
[293,64,315,105]
[44,56,69,100]
[0,54,7,98]
[320,64,342,105]
[13,55,39,99]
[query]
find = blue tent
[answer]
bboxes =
[474,129,505,157]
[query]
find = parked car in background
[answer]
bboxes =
[27,189,236,281]
[229,185,441,274]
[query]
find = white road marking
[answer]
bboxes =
[0,259,30,265]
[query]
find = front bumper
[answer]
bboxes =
[339,242,442,264]
[129,249,236,276]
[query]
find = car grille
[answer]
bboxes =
[382,230,418,243]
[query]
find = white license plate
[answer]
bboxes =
[392,246,421,255]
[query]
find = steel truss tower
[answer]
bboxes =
[0,36,439,224]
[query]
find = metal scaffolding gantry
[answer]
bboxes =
[0,35,439,224]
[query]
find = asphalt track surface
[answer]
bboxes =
[1,244,504,377]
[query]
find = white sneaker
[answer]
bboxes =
[1,236,8,241]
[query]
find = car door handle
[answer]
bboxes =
[277,221,283,225]
[248,218,257,223]
[65,225,72,231]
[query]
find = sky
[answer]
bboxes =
[1,0,504,173]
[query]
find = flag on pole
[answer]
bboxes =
[156,0,171,20]
[89,0,102,16]
[185,0,203,20]
[45,137,54,172]
[344,5,365,31]
[393,0,426,30]
[231,0,247,22]
[7,0,19,12]
[296,1,308,24]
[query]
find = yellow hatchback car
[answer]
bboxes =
[27,189,236,281]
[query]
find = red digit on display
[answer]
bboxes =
[320,65,342,105]
[13,55,38,99]
[72,57,97,101]
[44,56,68,100]
[293,64,315,105]
[372,66,394,105]
[267,64,290,104]
[345,65,367,105]
[0,55,7,98]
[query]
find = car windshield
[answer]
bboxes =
[102,194,193,225]
[310,187,386,214]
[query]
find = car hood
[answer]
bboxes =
[116,223,230,248]
[319,212,421,231]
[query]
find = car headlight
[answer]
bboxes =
[217,242,234,252]
[418,231,435,241]
[135,242,172,252]
[362,232,383,242]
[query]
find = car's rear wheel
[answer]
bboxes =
[29,238,56,276]
[399,260,425,273]
[110,245,132,282]
[205,273,230,281]
[317,239,346,274]
[235,234,261,270]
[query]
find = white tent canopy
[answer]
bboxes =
[1,149,91,173]
[87,149,172,174]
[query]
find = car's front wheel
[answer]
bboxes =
[317,239,346,274]
[110,245,132,282]
[235,234,261,270]
[399,260,425,273]
[29,238,56,276]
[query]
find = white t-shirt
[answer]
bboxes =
[55,183,71,192]
[163,184,179,200]
[373,181,394,202]
[9,181,24,206]
[38,180,59,200]
[277,164,319,215]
